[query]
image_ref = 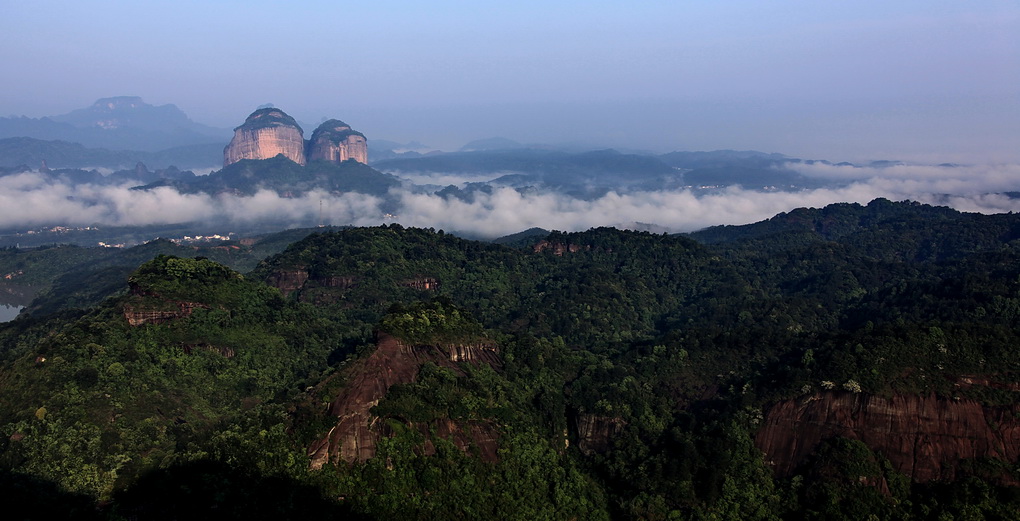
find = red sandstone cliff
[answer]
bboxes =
[755,391,1020,483]
[307,333,501,469]
[121,281,209,326]
[223,108,306,166]
[264,268,438,304]
[307,119,368,165]
[533,240,588,256]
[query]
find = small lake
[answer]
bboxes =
[0,304,23,323]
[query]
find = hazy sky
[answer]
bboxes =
[3,1,1018,162]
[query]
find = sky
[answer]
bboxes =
[2,1,1018,163]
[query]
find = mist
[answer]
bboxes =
[2,161,1019,238]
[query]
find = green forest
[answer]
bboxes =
[1,198,1019,520]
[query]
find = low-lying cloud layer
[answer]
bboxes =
[2,163,1019,238]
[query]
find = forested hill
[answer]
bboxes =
[2,199,1019,519]
[690,197,1020,257]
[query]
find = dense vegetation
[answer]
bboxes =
[0,226,350,313]
[1,199,1019,519]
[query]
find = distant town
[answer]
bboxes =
[2,225,238,249]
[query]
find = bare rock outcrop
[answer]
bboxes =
[576,414,626,455]
[264,268,310,297]
[263,269,361,305]
[533,240,588,256]
[307,119,368,164]
[402,277,440,291]
[122,300,207,327]
[307,334,501,469]
[223,108,306,167]
[755,391,1020,483]
[121,282,209,326]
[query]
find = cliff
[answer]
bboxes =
[122,299,207,326]
[755,391,1020,483]
[223,108,306,166]
[307,333,500,469]
[307,119,368,164]
[575,414,626,455]
[532,240,588,256]
[121,280,209,326]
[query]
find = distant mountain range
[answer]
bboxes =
[0,96,229,152]
[0,137,223,170]
[0,97,922,201]
[374,147,836,199]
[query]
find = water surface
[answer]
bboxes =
[0,304,23,323]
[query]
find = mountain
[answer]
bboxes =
[50,97,220,137]
[138,154,401,200]
[367,139,434,162]
[0,137,222,169]
[659,149,829,190]
[307,119,368,165]
[223,108,307,166]
[459,136,526,151]
[375,148,682,199]
[223,109,371,168]
[1,201,1019,518]
[0,97,229,151]
[375,147,845,198]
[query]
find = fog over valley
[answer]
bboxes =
[2,160,1019,239]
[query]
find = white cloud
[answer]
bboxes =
[1,164,1019,237]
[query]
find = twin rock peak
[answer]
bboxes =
[223,107,368,167]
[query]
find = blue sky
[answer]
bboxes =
[2,1,1017,161]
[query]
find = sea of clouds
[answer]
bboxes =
[2,162,1019,238]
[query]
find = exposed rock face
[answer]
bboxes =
[402,277,440,291]
[122,300,207,327]
[447,343,499,363]
[122,283,209,326]
[307,334,500,469]
[533,240,589,256]
[576,414,626,455]
[307,119,368,164]
[755,391,1020,483]
[263,269,361,305]
[223,108,306,167]
[264,268,310,297]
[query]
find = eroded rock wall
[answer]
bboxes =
[307,334,501,469]
[755,391,1020,483]
[576,414,626,455]
[307,120,368,165]
[223,108,306,166]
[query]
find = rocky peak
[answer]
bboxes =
[307,119,368,164]
[51,96,195,131]
[92,96,146,110]
[223,108,306,166]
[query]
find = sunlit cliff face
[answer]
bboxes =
[307,119,368,165]
[223,110,369,167]
[223,108,307,166]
